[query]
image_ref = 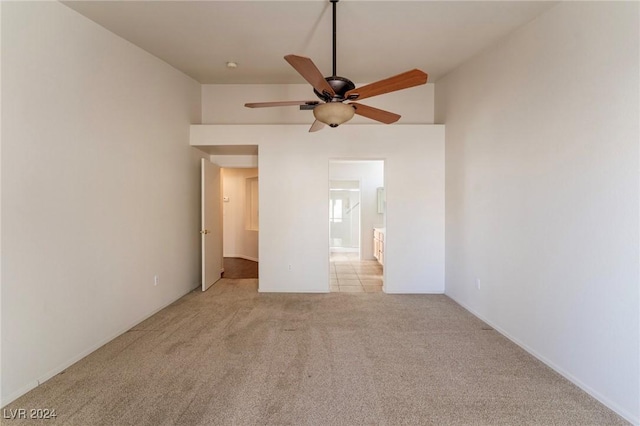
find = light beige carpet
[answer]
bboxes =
[2,279,628,425]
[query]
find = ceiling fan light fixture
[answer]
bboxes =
[313,102,354,127]
[243,0,427,132]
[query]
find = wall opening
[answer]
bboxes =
[221,167,259,279]
[329,160,385,293]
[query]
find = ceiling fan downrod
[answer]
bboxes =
[332,0,337,77]
[312,0,355,103]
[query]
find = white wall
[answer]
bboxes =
[329,161,384,260]
[211,155,258,168]
[435,2,639,423]
[192,125,444,294]
[221,168,259,261]
[202,83,435,125]
[1,2,203,405]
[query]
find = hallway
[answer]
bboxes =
[222,257,258,279]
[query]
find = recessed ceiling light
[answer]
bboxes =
[226,62,238,69]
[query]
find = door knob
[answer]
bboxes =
[200,229,209,234]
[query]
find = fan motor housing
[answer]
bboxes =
[314,76,356,101]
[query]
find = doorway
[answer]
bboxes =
[220,167,259,280]
[329,160,385,293]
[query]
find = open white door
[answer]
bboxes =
[201,158,223,291]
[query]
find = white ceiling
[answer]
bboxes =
[62,1,557,85]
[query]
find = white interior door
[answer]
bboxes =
[201,158,223,291]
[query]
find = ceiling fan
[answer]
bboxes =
[244,0,428,132]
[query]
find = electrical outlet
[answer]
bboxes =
[288,264,292,271]
[154,275,159,286]
[476,278,481,290]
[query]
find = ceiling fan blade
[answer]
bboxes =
[309,120,325,132]
[345,69,428,101]
[245,100,319,108]
[284,55,335,97]
[350,103,401,124]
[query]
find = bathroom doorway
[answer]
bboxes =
[329,160,385,293]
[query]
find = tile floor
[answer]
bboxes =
[330,251,384,293]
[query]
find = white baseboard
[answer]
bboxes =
[1,285,196,408]
[446,294,639,426]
